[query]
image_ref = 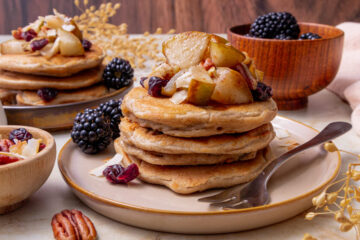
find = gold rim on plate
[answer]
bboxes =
[57,115,341,216]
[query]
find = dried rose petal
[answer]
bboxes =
[103,163,139,184]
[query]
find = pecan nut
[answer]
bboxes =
[51,209,97,240]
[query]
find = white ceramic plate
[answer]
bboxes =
[58,115,340,234]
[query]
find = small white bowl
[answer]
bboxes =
[0,125,56,214]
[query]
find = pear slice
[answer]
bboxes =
[40,37,60,59]
[210,34,228,44]
[162,31,210,69]
[211,67,253,105]
[0,40,28,54]
[209,41,245,68]
[234,63,258,90]
[45,15,64,29]
[187,78,215,105]
[63,19,83,41]
[58,29,84,56]
[170,89,188,104]
[162,69,187,97]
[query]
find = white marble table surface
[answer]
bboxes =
[0,35,358,239]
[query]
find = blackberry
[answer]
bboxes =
[252,82,273,101]
[103,58,134,90]
[97,99,123,139]
[9,128,33,142]
[299,32,321,40]
[249,12,300,40]
[71,108,112,154]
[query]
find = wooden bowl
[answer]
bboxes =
[0,126,56,214]
[227,23,344,110]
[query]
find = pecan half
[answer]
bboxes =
[51,209,97,240]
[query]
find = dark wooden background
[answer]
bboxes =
[0,0,359,34]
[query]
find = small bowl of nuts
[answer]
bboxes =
[0,126,56,214]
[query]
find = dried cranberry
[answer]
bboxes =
[30,38,48,51]
[252,82,273,101]
[39,143,46,151]
[0,155,19,165]
[9,128,33,142]
[148,76,168,97]
[0,139,14,152]
[37,88,58,102]
[82,39,92,51]
[103,163,139,184]
[21,29,37,42]
[12,27,23,40]
[140,77,147,88]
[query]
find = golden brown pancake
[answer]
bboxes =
[120,117,275,155]
[121,146,273,194]
[122,87,277,137]
[115,138,257,166]
[0,44,104,77]
[0,88,17,105]
[0,67,103,90]
[16,84,108,106]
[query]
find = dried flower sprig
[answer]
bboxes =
[305,142,360,239]
[73,0,175,68]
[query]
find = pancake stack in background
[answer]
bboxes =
[115,32,278,194]
[0,11,105,106]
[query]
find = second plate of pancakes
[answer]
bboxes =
[58,115,340,234]
[4,86,130,131]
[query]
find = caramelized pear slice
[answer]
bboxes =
[162,31,210,69]
[40,37,60,59]
[210,34,228,44]
[187,78,215,105]
[211,67,253,104]
[45,15,64,29]
[58,29,84,56]
[64,19,83,41]
[0,40,28,54]
[209,41,246,68]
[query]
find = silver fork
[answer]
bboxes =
[198,122,352,209]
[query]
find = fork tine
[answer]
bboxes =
[209,196,240,207]
[198,184,246,203]
[221,200,252,209]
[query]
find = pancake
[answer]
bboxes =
[122,87,277,137]
[121,146,273,194]
[120,117,275,155]
[0,88,17,105]
[16,84,108,106]
[0,44,104,77]
[115,138,257,166]
[0,67,103,90]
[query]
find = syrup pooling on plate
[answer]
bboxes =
[0,128,46,165]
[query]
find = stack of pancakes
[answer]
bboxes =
[115,87,277,194]
[0,44,105,106]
